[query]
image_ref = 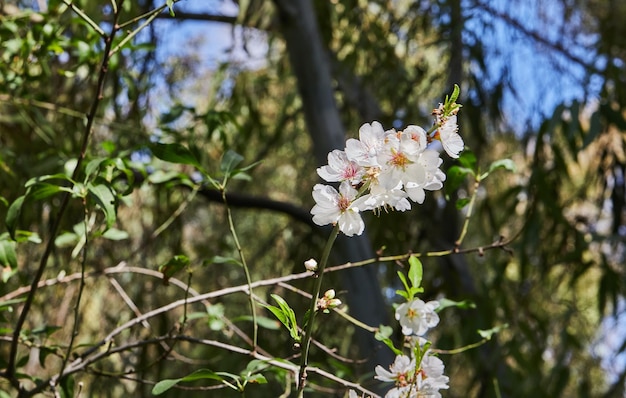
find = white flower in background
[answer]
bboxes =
[415,353,449,396]
[345,121,387,167]
[375,354,415,386]
[395,298,440,336]
[311,181,365,236]
[436,115,464,158]
[317,149,364,184]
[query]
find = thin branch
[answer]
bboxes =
[4,4,121,389]
[153,11,237,24]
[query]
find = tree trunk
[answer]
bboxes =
[273,0,394,380]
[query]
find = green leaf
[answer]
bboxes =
[59,375,74,398]
[24,173,74,189]
[31,324,62,337]
[0,298,26,311]
[263,295,300,342]
[158,255,190,285]
[55,232,78,248]
[375,325,402,355]
[151,142,202,169]
[85,157,107,179]
[407,257,423,290]
[0,240,17,271]
[147,170,186,185]
[220,150,244,175]
[436,298,476,311]
[487,159,516,174]
[445,166,474,196]
[6,195,25,238]
[152,369,224,395]
[457,150,477,171]
[396,270,411,297]
[101,228,129,241]
[28,183,65,200]
[455,197,471,209]
[245,373,267,384]
[87,183,116,229]
[477,323,509,340]
[166,0,175,16]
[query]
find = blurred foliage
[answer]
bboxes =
[0,0,625,397]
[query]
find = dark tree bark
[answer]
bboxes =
[273,0,394,380]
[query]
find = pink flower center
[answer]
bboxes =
[342,163,360,180]
[337,196,351,212]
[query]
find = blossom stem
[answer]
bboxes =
[297,224,340,396]
[455,175,480,248]
[221,189,258,351]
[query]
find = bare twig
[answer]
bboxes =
[4,2,122,390]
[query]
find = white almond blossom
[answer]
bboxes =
[395,298,440,336]
[317,149,364,184]
[436,115,464,158]
[375,354,415,385]
[311,181,365,236]
[415,353,450,397]
[345,121,387,167]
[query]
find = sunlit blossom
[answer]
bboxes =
[436,115,464,158]
[311,182,365,236]
[395,298,440,336]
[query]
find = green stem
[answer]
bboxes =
[61,0,106,37]
[221,189,258,351]
[455,176,480,247]
[296,225,339,397]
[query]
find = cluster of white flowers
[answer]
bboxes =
[374,350,449,398]
[371,299,448,398]
[311,104,462,236]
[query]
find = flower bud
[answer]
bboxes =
[304,258,318,272]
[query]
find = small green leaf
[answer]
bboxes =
[55,232,78,248]
[85,157,107,179]
[477,323,509,340]
[152,369,223,395]
[457,150,477,171]
[166,0,175,16]
[445,165,474,196]
[245,374,267,384]
[375,325,402,355]
[101,228,129,241]
[24,173,74,189]
[263,295,300,342]
[407,257,423,290]
[455,197,471,209]
[147,170,186,184]
[220,150,244,175]
[488,158,515,173]
[158,255,190,285]
[437,298,476,311]
[6,195,25,238]
[151,142,202,169]
[0,240,17,271]
[396,271,411,296]
[31,324,62,337]
[87,183,116,228]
